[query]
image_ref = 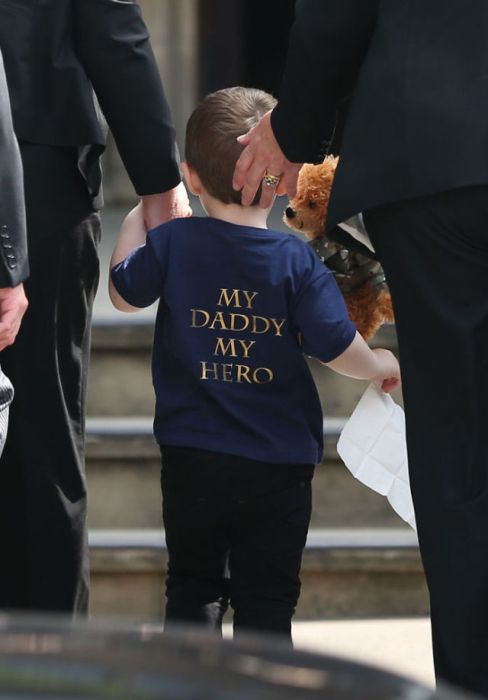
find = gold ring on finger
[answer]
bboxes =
[262,173,281,187]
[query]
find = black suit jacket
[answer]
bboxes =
[0,0,180,197]
[0,50,28,287]
[272,0,488,229]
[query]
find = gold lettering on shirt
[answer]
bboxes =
[270,318,286,337]
[200,361,273,384]
[192,288,285,386]
[214,337,256,358]
[214,337,238,357]
[239,339,256,358]
[200,361,219,380]
[192,310,285,336]
[242,290,259,309]
[251,316,270,334]
[228,313,249,332]
[191,309,210,328]
[217,288,259,309]
[217,288,242,308]
[236,364,252,384]
[208,311,227,331]
[253,367,274,384]
[222,363,234,382]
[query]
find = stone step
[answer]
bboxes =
[87,321,400,417]
[85,418,406,530]
[88,527,428,621]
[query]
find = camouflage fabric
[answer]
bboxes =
[309,234,388,295]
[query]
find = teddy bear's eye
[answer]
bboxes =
[308,201,317,209]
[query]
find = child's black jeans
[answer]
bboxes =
[160,445,314,641]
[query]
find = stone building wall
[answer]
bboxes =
[103,0,199,204]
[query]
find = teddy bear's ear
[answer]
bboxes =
[323,154,339,165]
[320,155,339,175]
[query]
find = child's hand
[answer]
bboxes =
[371,348,401,393]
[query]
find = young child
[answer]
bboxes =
[109,87,400,641]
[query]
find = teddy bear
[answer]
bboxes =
[283,155,394,341]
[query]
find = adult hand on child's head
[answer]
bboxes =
[142,182,192,230]
[233,111,302,209]
[0,284,28,350]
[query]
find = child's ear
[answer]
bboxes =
[181,162,202,196]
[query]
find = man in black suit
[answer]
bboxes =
[0,0,189,614]
[0,49,28,352]
[0,49,28,458]
[234,0,488,695]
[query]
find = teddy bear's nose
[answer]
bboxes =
[285,207,296,219]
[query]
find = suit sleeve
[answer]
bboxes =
[74,0,181,195]
[0,51,28,288]
[271,0,380,163]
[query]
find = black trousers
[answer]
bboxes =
[160,446,314,641]
[0,212,100,613]
[364,186,488,697]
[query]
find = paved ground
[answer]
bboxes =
[222,618,434,688]
[292,618,434,688]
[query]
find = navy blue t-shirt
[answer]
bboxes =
[111,217,356,464]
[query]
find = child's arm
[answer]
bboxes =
[111,202,146,267]
[109,203,147,312]
[326,331,400,393]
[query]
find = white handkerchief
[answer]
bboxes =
[337,383,416,530]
